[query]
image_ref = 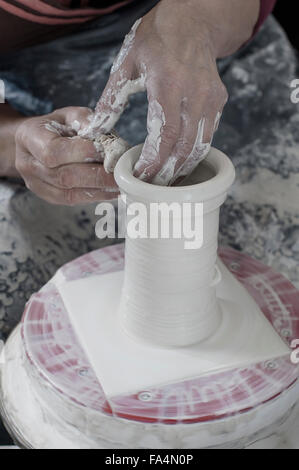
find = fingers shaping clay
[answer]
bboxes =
[92,132,130,173]
[44,118,130,172]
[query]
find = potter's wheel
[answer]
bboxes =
[0,243,298,449]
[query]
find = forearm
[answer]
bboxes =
[0,104,25,177]
[196,0,260,57]
[160,0,260,59]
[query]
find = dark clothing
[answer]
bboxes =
[0,0,132,52]
[0,0,276,53]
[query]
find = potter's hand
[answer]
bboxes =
[15,107,119,205]
[91,0,259,185]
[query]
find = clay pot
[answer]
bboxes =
[114,145,235,347]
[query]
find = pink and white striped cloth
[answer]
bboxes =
[0,0,276,27]
[0,0,132,25]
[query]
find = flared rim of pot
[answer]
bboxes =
[114,144,235,203]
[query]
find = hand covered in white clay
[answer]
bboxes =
[131,1,229,186]
[82,0,259,185]
[15,107,120,205]
[84,0,228,185]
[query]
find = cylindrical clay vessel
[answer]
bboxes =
[114,145,235,347]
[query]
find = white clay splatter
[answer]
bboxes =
[77,61,147,173]
[214,111,222,132]
[152,156,178,186]
[71,120,81,133]
[175,110,223,182]
[85,191,94,199]
[150,109,222,186]
[45,121,61,136]
[84,156,102,163]
[99,186,119,193]
[151,117,210,186]
[136,99,166,180]
[79,74,146,138]
[173,117,211,181]
[110,19,142,74]
[44,120,76,137]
